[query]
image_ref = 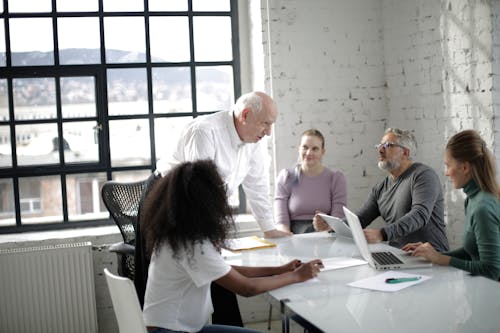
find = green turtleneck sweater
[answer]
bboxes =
[445,179,500,280]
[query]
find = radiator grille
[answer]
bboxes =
[0,242,97,333]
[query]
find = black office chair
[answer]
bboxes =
[101,179,148,280]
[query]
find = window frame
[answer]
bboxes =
[0,0,242,233]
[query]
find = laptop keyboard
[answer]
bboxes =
[372,251,404,265]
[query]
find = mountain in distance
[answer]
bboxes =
[5,49,232,105]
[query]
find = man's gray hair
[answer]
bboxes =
[385,127,417,158]
[234,92,263,115]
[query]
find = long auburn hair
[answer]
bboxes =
[141,160,235,258]
[446,130,500,199]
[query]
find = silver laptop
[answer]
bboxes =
[317,213,352,238]
[343,206,432,270]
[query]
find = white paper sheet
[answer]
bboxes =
[347,270,431,292]
[319,257,368,271]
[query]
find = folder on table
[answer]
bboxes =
[224,236,276,251]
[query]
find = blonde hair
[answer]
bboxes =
[301,129,325,149]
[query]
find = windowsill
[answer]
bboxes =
[0,214,260,245]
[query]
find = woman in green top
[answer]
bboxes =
[403,130,500,280]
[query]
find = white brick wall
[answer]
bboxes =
[254,0,498,248]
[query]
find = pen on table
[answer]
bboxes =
[385,276,421,284]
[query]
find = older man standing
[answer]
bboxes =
[155,91,289,238]
[135,91,289,327]
[356,128,449,252]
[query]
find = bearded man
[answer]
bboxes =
[354,128,449,252]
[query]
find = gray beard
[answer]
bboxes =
[378,159,400,171]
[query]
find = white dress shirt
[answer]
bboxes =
[156,110,275,231]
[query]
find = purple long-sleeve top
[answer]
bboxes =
[274,167,347,228]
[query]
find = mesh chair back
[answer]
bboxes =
[102,179,147,280]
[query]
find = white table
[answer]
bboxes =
[224,232,500,333]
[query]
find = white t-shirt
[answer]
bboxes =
[155,110,275,231]
[143,241,231,332]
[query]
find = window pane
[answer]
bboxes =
[154,117,192,163]
[112,170,151,182]
[149,16,190,62]
[61,77,97,118]
[0,125,11,167]
[58,18,100,65]
[63,121,99,163]
[56,0,98,12]
[0,179,15,226]
[8,0,51,13]
[66,173,107,221]
[103,0,144,12]
[152,67,192,113]
[10,18,54,66]
[109,119,151,167]
[0,20,5,67]
[13,78,56,120]
[0,79,8,120]
[193,17,232,62]
[149,0,187,11]
[20,175,63,224]
[107,68,148,115]
[196,65,234,112]
[192,0,230,12]
[104,17,146,63]
[16,123,60,166]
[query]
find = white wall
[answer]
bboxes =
[261,0,388,209]
[252,0,498,248]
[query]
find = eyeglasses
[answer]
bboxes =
[374,141,406,150]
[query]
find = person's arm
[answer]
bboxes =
[242,143,291,237]
[356,184,382,228]
[448,206,500,279]
[382,168,441,241]
[329,171,347,219]
[215,259,323,297]
[232,259,301,277]
[274,169,292,233]
[411,242,451,265]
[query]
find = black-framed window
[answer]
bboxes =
[0,0,241,233]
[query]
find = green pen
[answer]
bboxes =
[385,276,421,284]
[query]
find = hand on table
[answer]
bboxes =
[407,242,451,266]
[401,242,423,252]
[293,259,324,282]
[281,259,303,272]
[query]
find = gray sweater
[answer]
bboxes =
[356,163,449,252]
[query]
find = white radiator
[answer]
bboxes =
[0,242,98,333]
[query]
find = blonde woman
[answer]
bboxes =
[274,129,347,233]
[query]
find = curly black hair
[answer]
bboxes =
[141,160,235,259]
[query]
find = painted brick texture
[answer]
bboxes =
[260,0,497,248]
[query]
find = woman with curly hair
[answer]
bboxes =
[141,160,322,333]
[403,130,500,280]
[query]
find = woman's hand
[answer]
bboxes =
[312,211,331,231]
[293,259,324,282]
[401,242,423,252]
[411,242,451,266]
[280,259,302,272]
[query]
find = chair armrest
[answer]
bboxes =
[109,242,135,255]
